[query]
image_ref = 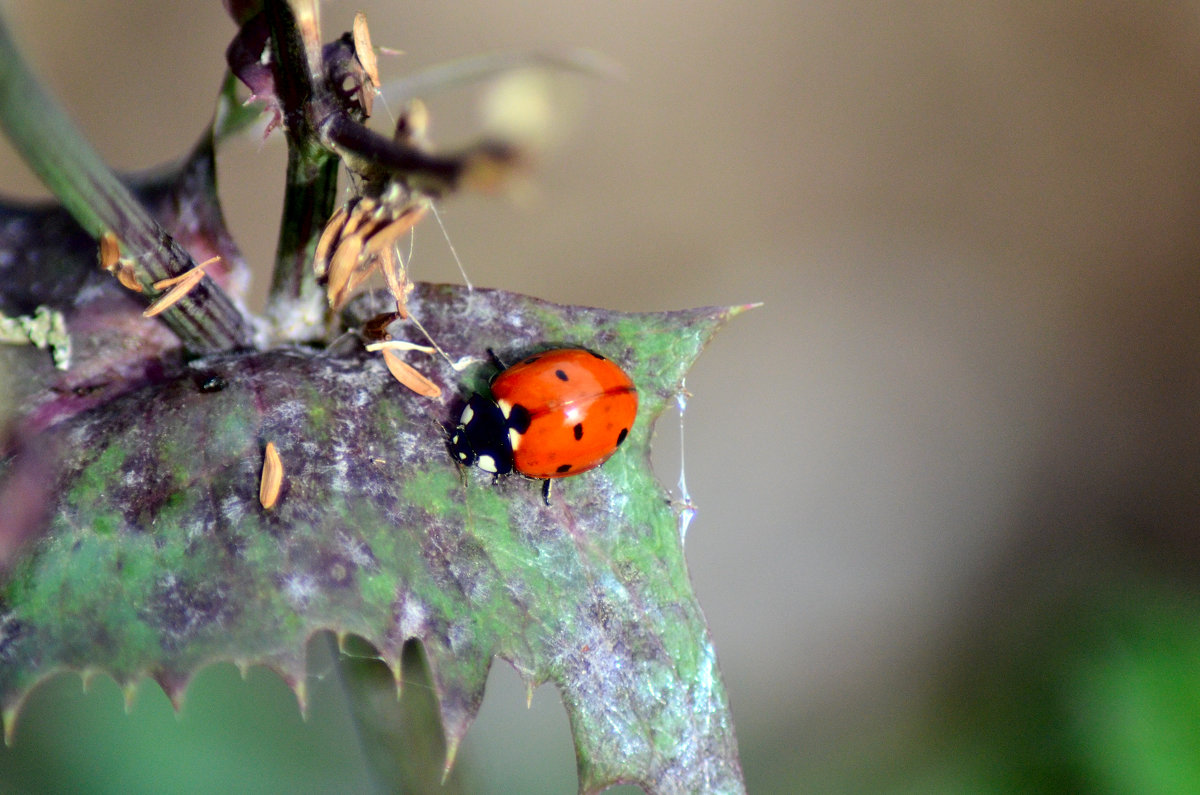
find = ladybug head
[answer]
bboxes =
[451,394,514,476]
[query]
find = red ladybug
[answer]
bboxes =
[451,348,638,502]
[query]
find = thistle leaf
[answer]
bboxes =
[0,284,747,794]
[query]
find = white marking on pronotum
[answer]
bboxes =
[459,404,474,425]
[477,455,497,474]
[508,428,523,451]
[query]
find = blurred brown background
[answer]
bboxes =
[3,1,1200,792]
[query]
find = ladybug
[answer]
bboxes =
[451,348,638,503]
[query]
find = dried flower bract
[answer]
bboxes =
[313,190,428,312]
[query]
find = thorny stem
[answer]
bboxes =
[258,0,502,339]
[0,13,251,353]
[263,0,339,338]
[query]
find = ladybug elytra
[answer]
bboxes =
[451,348,638,502]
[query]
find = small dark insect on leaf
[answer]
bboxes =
[195,374,228,393]
[259,441,284,510]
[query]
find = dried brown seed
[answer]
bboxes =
[342,255,378,299]
[381,349,442,398]
[341,197,377,238]
[143,266,207,317]
[260,441,284,510]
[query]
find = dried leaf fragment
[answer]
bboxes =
[259,441,284,509]
[380,348,441,398]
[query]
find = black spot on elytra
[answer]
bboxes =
[616,427,629,446]
[573,423,584,440]
[555,369,569,381]
[504,405,532,437]
[556,463,573,474]
[508,403,532,433]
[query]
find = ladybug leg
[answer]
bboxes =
[541,479,552,505]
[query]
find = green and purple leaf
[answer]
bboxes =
[0,284,747,794]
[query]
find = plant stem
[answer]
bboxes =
[261,0,338,339]
[0,13,251,353]
[264,147,338,339]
